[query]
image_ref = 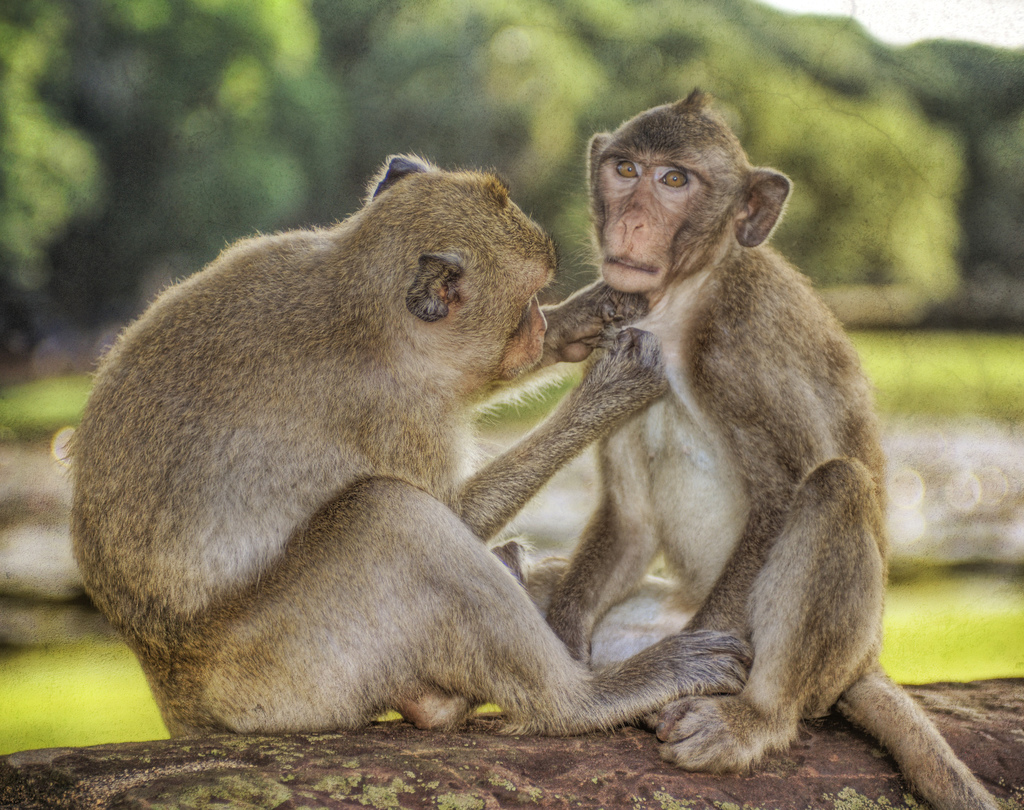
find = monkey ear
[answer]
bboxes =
[369,154,434,200]
[406,253,464,322]
[736,169,791,248]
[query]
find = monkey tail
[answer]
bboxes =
[837,667,997,810]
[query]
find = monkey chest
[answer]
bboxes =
[631,395,748,605]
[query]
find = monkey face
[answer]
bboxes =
[595,156,701,294]
[588,94,790,299]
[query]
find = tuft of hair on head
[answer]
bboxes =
[366,154,437,203]
[674,88,712,113]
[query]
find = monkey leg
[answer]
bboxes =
[527,554,691,669]
[658,458,885,772]
[186,478,748,738]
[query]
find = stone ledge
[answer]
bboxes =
[1,680,1021,809]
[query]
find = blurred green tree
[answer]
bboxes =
[29,0,346,328]
[1,0,1023,350]
[0,0,101,303]
[318,0,967,302]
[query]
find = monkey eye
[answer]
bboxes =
[661,169,687,188]
[615,161,638,178]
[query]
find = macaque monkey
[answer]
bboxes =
[70,155,750,739]
[543,93,996,810]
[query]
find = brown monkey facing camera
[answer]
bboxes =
[543,93,996,810]
[70,155,750,739]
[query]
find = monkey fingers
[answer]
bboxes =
[596,285,649,324]
[593,322,622,350]
[582,326,667,404]
[541,281,648,365]
[652,630,751,699]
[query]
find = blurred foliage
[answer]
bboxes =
[0,0,102,290]
[1,0,1023,350]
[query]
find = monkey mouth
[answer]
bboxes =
[605,257,661,276]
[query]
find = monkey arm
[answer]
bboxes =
[456,411,594,540]
[457,327,667,541]
[540,281,648,366]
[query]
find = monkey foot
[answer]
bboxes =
[655,695,793,774]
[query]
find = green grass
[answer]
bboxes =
[0,641,168,755]
[2,332,1024,441]
[880,572,1024,684]
[476,330,1024,427]
[0,374,92,441]
[851,331,1024,422]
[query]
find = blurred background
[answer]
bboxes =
[1,0,1023,755]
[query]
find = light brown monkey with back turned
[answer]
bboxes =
[70,154,750,738]
[542,93,997,810]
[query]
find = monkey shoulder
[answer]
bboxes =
[688,249,880,496]
[697,249,858,385]
[707,249,814,337]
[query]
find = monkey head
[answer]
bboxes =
[587,90,791,297]
[367,155,557,386]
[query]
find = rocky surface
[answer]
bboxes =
[1,680,1022,810]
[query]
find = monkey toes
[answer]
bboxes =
[491,540,527,583]
[656,695,774,773]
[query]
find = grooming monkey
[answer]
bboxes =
[70,155,750,738]
[543,93,997,810]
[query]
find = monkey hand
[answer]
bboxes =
[646,630,751,700]
[541,281,649,365]
[570,327,668,426]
